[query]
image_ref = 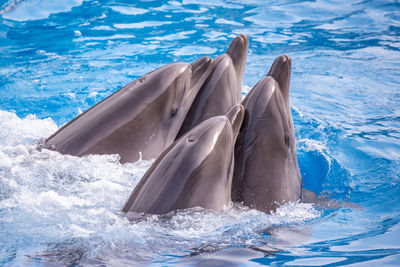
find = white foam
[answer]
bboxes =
[298,138,327,153]
[0,110,58,145]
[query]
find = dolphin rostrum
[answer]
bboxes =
[123,104,244,214]
[41,58,213,163]
[232,55,302,213]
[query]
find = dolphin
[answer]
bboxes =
[176,34,248,139]
[41,57,213,163]
[232,55,302,213]
[123,104,245,214]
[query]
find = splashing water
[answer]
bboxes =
[0,112,319,265]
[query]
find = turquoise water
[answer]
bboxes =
[0,0,399,266]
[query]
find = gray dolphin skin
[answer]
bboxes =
[42,58,212,163]
[123,104,244,214]
[232,55,302,213]
[176,34,248,139]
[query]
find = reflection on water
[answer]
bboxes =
[0,0,399,265]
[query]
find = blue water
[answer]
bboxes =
[0,0,399,266]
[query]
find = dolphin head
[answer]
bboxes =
[234,55,301,212]
[246,55,296,167]
[168,115,237,212]
[123,115,236,214]
[266,55,300,184]
[260,80,300,209]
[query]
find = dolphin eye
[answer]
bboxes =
[284,133,290,146]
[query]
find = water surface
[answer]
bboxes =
[0,0,399,266]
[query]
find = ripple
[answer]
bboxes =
[288,257,348,266]
[146,30,196,41]
[172,45,217,56]
[183,0,243,9]
[109,6,148,16]
[215,18,244,26]
[74,34,136,42]
[113,21,173,29]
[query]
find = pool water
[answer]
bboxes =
[0,0,399,266]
